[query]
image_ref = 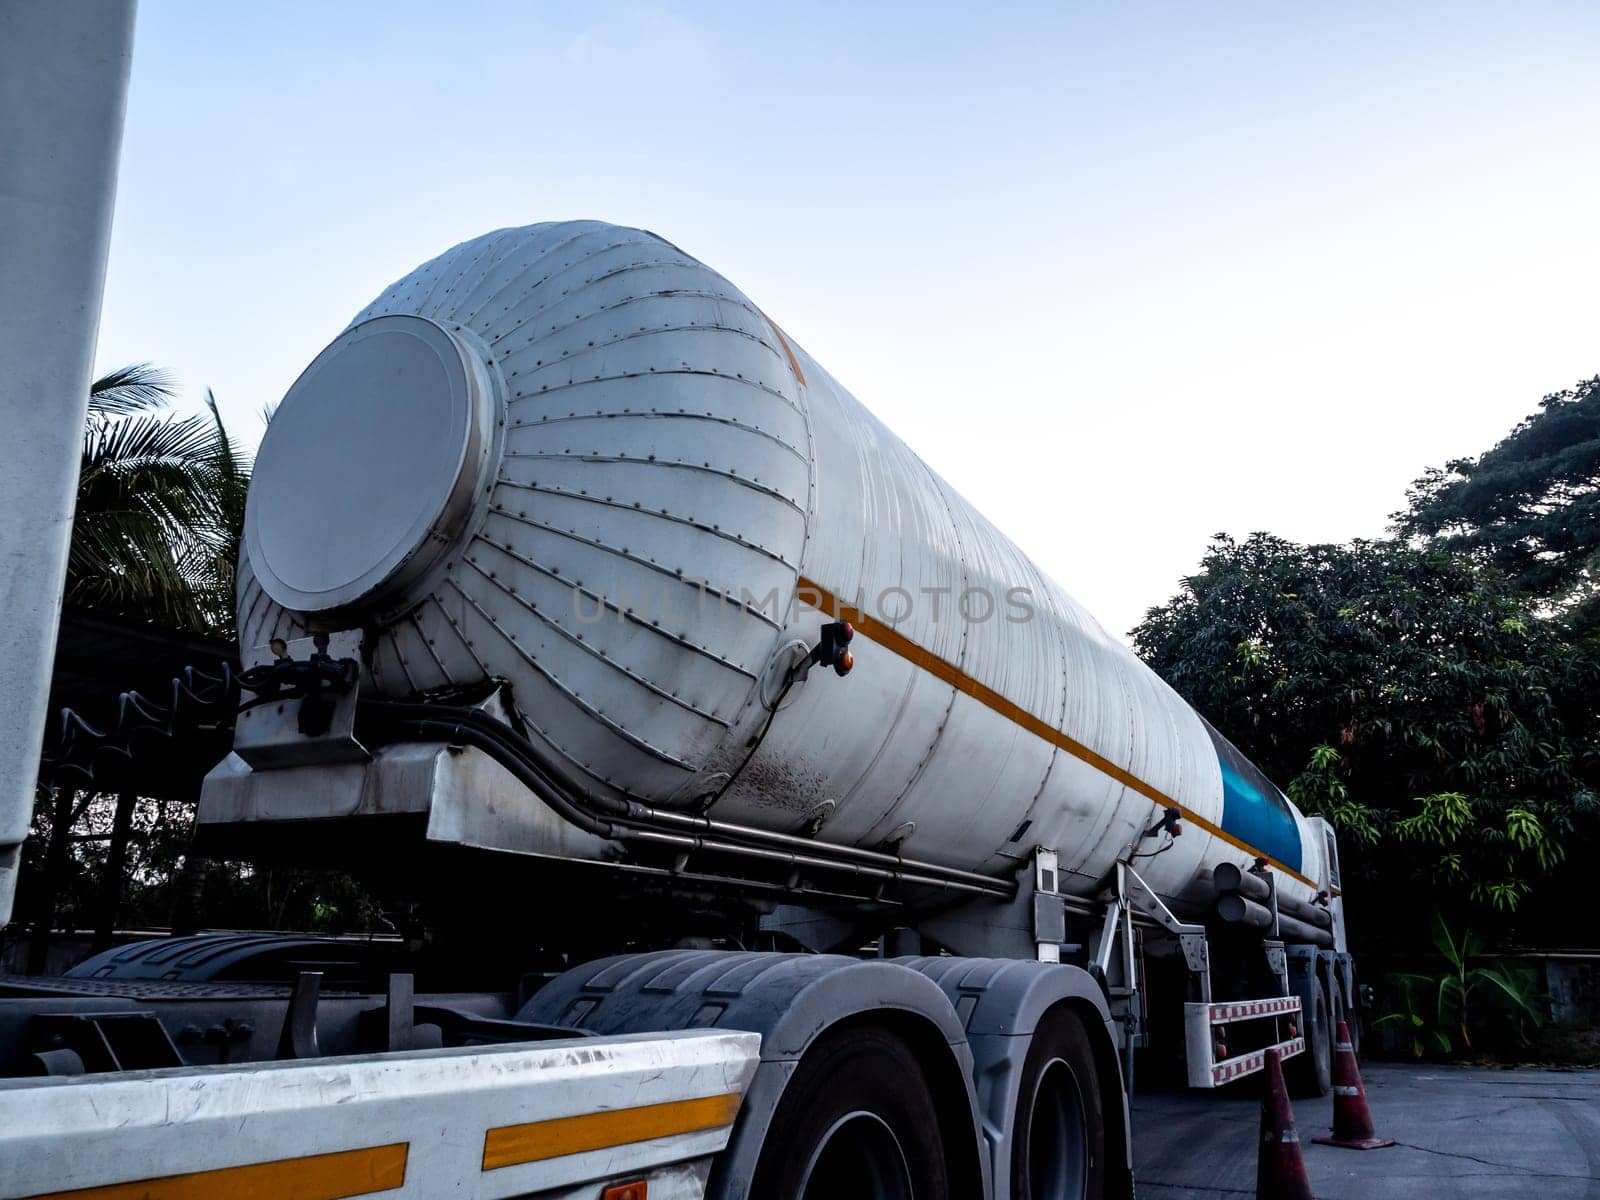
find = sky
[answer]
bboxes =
[94,0,1600,640]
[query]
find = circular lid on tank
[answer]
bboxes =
[245,314,499,615]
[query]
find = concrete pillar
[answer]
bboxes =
[0,0,137,927]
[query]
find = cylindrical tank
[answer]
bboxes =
[240,220,1331,912]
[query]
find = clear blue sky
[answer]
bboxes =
[95,0,1600,639]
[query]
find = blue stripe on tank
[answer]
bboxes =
[1217,758,1303,872]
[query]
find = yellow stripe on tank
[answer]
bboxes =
[758,310,807,386]
[796,576,1319,891]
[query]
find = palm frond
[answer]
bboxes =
[69,365,249,639]
[87,363,178,417]
[84,411,216,470]
[201,388,251,571]
[1471,966,1545,1022]
[66,508,223,631]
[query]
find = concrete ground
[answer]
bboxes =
[1131,1062,1600,1198]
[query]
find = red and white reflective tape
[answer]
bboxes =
[1207,996,1302,1024]
[1210,1037,1305,1086]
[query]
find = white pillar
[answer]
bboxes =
[0,0,137,926]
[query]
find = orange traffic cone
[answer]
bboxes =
[1258,1047,1315,1200]
[1313,1020,1395,1150]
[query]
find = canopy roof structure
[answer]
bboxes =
[40,608,235,802]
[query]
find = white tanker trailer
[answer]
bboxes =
[1,222,1363,1200]
[226,219,1339,917]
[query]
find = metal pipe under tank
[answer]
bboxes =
[1212,861,1332,929]
[1214,891,1334,947]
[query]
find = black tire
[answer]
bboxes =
[748,1024,950,1200]
[1010,1006,1106,1200]
[1287,976,1331,1099]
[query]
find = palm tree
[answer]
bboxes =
[25,367,251,965]
[67,365,249,638]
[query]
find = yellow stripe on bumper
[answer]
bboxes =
[482,1091,742,1170]
[21,1142,408,1200]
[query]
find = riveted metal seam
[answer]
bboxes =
[495,286,774,364]
[463,231,646,331]
[426,589,496,679]
[443,576,696,771]
[502,452,806,517]
[439,225,523,324]
[464,535,761,680]
[506,320,793,385]
[497,283,777,352]
[496,480,799,569]
[462,555,732,728]
[487,508,784,632]
[406,609,453,684]
[510,407,808,467]
[487,257,732,350]
[517,365,803,415]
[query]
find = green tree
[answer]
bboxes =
[1131,533,1597,944]
[1398,376,1600,634]
[68,365,249,637]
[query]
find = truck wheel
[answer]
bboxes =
[1010,1006,1105,1200]
[1287,977,1331,1099]
[1331,982,1363,1058]
[1330,980,1357,1058]
[749,1024,950,1200]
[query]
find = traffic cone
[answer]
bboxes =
[1312,1020,1395,1150]
[1258,1048,1315,1200]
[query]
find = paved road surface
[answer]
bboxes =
[1131,1062,1600,1198]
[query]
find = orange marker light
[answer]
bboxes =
[602,1182,647,1200]
[836,649,854,677]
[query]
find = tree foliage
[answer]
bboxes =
[17,787,385,938]
[68,366,249,637]
[1399,375,1600,633]
[1373,912,1544,1057]
[1132,533,1597,941]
